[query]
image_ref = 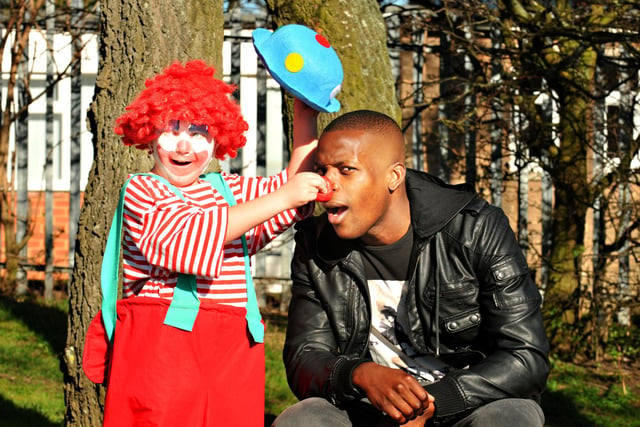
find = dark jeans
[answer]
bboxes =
[272,396,545,427]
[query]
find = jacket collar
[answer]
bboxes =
[405,169,477,240]
[315,169,477,263]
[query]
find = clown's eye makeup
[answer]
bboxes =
[188,124,210,139]
[167,120,180,133]
[164,120,211,141]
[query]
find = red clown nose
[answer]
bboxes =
[316,175,333,202]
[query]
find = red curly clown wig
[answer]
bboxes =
[114,60,248,160]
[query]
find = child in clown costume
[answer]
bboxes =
[86,59,329,426]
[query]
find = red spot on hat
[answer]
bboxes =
[316,34,331,48]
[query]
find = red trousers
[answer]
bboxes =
[83,297,265,426]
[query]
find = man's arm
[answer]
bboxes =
[283,222,366,404]
[285,227,435,424]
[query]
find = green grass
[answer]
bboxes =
[1,296,638,426]
[0,296,67,426]
[264,313,297,424]
[542,357,640,427]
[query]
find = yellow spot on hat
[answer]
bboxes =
[285,52,304,73]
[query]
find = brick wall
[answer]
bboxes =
[0,191,83,282]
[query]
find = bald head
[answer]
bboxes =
[321,110,405,165]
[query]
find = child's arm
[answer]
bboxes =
[224,99,322,244]
[288,98,319,175]
[125,174,322,276]
[224,172,323,244]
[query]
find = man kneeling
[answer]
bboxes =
[274,110,550,427]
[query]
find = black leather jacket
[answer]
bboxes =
[284,169,550,424]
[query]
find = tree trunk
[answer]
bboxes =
[62,1,224,425]
[543,45,596,353]
[265,0,401,130]
[0,1,42,295]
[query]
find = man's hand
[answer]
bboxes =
[353,362,435,424]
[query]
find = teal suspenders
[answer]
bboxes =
[100,172,264,344]
[200,173,264,343]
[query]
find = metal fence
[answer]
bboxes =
[2,14,296,301]
[2,9,638,307]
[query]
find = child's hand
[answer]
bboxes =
[315,176,333,202]
[279,172,330,208]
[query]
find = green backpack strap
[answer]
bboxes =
[101,173,199,342]
[200,172,264,343]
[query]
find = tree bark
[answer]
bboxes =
[265,0,401,133]
[539,38,596,353]
[62,1,224,425]
[498,0,627,355]
[545,77,592,350]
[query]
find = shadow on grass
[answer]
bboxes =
[0,295,68,354]
[0,393,61,427]
[265,413,277,426]
[542,389,595,427]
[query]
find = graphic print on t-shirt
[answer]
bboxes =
[367,279,408,370]
[360,225,413,371]
[361,225,441,384]
[367,278,440,384]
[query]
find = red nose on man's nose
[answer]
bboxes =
[316,175,334,202]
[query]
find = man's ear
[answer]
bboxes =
[388,162,406,192]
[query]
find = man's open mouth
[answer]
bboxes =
[325,205,347,223]
[325,206,346,214]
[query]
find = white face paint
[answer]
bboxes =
[157,122,213,155]
[151,120,215,187]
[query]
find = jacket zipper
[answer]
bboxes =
[341,257,371,358]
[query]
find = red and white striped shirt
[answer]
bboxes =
[121,170,307,307]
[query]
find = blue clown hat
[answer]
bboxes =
[253,24,343,113]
